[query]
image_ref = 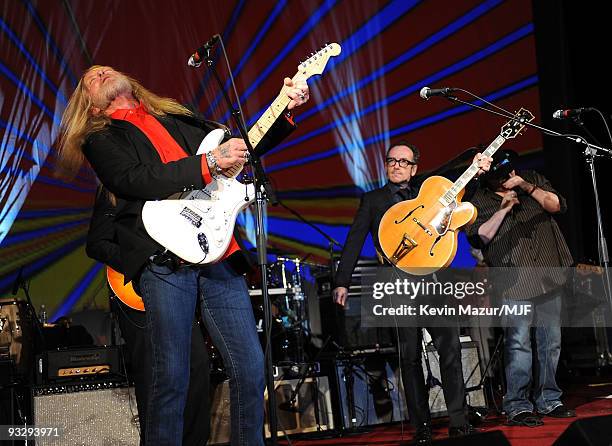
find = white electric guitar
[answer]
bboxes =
[141,43,342,264]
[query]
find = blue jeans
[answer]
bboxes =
[502,292,562,418]
[139,260,264,446]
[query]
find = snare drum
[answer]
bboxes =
[0,298,34,376]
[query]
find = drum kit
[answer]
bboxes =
[247,248,328,366]
[1,250,327,382]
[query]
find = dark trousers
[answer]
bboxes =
[111,296,210,446]
[398,326,467,428]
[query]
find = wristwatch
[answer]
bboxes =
[205,151,223,176]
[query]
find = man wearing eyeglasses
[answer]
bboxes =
[332,141,491,444]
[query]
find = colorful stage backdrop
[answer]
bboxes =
[0,0,543,320]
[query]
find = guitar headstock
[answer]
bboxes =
[500,107,535,139]
[298,43,342,78]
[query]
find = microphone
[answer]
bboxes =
[419,86,456,100]
[11,267,24,295]
[552,107,593,119]
[187,35,220,67]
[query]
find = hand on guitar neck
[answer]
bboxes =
[473,153,493,175]
[207,77,310,178]
[284,77,309,110]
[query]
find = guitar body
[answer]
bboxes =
[142,129,255,264]
[378,176,476,275]
[107,267,144,311]
[378,107,534,275]
[140,44,343,264]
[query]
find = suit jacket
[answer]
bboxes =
[334,183,418,289]
[83,110,294,282]
[86,186,122,272]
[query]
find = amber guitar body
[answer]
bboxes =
[378,176,476,275]
[106,267,145,311]
[378,107,535,275]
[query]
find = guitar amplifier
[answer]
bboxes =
[209,375,334,445]
[32,380,139,445]
[318,260,397,349]
[36,346,121,384]
[330,340,486,428]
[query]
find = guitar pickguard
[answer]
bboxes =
[430,201,457,236]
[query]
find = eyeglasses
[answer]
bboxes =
[386,157,416,167]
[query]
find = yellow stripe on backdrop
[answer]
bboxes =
[8,211,91,233]
[0,225,88,275]
[6,245,108,318]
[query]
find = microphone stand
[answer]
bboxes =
[569,117,612,364]
[439,91,612,314]
[201,39,280,444]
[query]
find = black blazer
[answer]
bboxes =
[86,186,122,272]
[83,111,294,282]
[334,184,415,289]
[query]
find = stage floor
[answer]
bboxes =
[277,380,612,445]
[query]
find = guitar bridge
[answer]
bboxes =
[390,233,418,263]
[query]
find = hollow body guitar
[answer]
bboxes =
[378,108,534,275]
[141,43,341,264]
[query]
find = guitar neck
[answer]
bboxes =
[439,134,507,206]
[222,72,302,178]
[247,71,303,148]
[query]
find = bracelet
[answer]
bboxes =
[528,183,538,195]
[205,151,223,176]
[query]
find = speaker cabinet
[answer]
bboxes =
[333,341,486,428]
[209,379,231,445]
[335,355,406,427]
[553,414,612,446]
[32,381,139,445]
[264,376,334,437]
[426,341,487,415]
[209,376,334,445]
